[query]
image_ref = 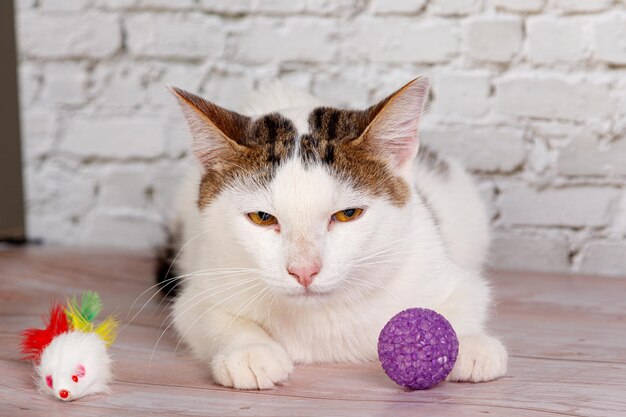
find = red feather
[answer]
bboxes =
[20,303,69,362]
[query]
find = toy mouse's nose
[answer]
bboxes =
[59,389,70,400]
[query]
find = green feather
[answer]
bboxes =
[80,291,103,322]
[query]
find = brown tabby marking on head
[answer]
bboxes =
[300,104,410,207]
[196,113,298,208]
[173,78,424,208]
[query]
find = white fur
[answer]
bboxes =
[37,331,112,401]
[171,82,507,389]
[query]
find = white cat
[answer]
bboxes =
[162,78,508,389]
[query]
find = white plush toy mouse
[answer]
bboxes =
[20,292,118,401]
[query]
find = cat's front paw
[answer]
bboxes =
[210,342,294,390]
[447,334,508,383]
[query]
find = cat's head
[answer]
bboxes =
[172,78,429,301]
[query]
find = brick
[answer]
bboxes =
[370,0,427,14]
[303,0,358,14]
[432,72,491,117]
[430,0,481,15]
[16,0,37,8]
[579,240,626,277]
[492,0,545,12]
[94,0,137,8]
[490,234,570,273]
[251,0,306,13]
[18,12,121,58]
[27,213,79,244]
[125,13,225,59]
[80,211,165,249]
[20,109,57,160]
[41,63,88,105]
[495,76,612,121]
[463,16,522,62]
[201,71,255,111]
[594,14,626,65]
[89,63,147,109]
[136,0,196,9]
[60,117,168,159]
[312,73,370,107]
[421,128,526,173]
[151,161,189,214]
[40,0,90,10]
[499,184,620,227]
[99,167,151,208]
[551,0,612,13]
[528,138,551,173]
[24,161,97,218]
[202,0,357,14]
[18,63,42,107]
[236,18,336,63]
[277,71,314,91]
[343,18,458,63]
[199,0,252,13]
[617,192,626,237]
[478,181,498,221]
[370,68,431,102]
[527,17,586,63]
[145,63,207,108]
[558,133,626,176]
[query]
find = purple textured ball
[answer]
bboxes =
[378,308,458,390]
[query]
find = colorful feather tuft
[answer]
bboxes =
[80,291,103,322]
[20,303,69,362]
[65,297,94,333]
[94,316,119,347]
[65,291,119,347]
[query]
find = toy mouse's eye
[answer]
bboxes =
[45,375,53,389]
[72,375,78,383]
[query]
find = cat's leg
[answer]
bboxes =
[173,296,293,390]
[436,269,508,383]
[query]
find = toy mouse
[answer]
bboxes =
[20,291,118,401]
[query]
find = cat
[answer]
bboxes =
[159,77,508,389]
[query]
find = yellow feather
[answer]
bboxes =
[94,315,119,347]
[65,299,94,333]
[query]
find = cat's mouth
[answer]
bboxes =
[286,287,333,300]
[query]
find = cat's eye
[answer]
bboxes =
[333,208,364,222]
[247,211,278,226]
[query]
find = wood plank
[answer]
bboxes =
[1,247,626,417]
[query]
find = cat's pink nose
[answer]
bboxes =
[288,265,320,287]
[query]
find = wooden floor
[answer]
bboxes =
[1,247,625,417]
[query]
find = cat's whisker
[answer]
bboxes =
[155,268,262,319]
[342,279,401,317]
[265,290,278,333]
[350,241,409,264]
[158,276,260,332]
[154,282,264,366]
[159,229,213,290]
[124,269,261,330]
[344,275,403,305]
[203,287,272,358]
[127,266,259,319]
[150,281,263,367]
[347,247,415,270]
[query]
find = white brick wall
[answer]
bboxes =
[15,0,626,277]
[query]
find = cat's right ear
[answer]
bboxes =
[169,87,251,168]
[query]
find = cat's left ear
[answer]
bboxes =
[361,77,430,171]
